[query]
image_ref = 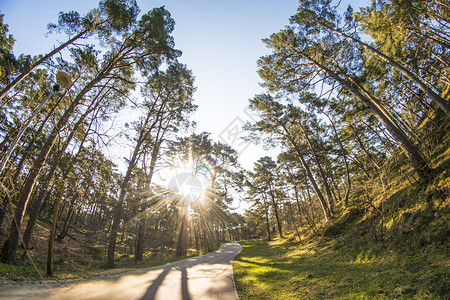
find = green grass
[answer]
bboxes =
[231,111,450,299]
[0,215,220,282]
[0,263,39,281]
[233,238,449,299]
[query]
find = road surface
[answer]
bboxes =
[0,242,243,300]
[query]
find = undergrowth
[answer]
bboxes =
[234,237,448,299]
[234,110,449,299]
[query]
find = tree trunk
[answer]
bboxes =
[300,51,431,179]
[292,179,319,236]
[0,29,89,102]
[330,26,450,117]
[134,222,145,263]
[287,201,303,244]
[288,136,331,221]
[1,72,108,264]
[0,194,11,228]
[46,180,66,276]
[300,126,334,217]
[56,195,76,243]
[176,207,189,257]
[322,111,352,206]
[268,186,283,238]
[263,195,271,241]
[106,138,146,266]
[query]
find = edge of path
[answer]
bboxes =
[0,242,243,289]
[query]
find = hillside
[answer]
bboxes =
[233,110,450,299]
[0,221,202,281]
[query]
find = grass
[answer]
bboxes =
[0,220,214,282]
[0,246,211,282]
[231,111,450,299]
[0,251,198,282]
[233,237,449,299]
[0,263,39,281]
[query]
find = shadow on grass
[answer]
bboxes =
[233,240,448,299]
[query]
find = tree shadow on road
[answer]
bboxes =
[139,242,242,299]
[140,264,191,300]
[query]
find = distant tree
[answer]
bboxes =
[107,62,196,266]
[165,132,245,254]
[248,156,283,238]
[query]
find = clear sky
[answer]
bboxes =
[0,0,301,170]
[0,0,367,211]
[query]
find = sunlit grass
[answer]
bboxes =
[233,238,448,299]
[228,117,450,299]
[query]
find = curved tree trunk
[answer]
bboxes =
[329,26,450,117]
[300,125,334,217]
[322,111,351,206]
[297,50,431,180]
[0,29,89,102]
[289,137,331,222]
[0,72,107,264]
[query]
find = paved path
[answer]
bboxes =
[0,242,243,300]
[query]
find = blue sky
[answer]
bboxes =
[1,0,368,212]
[1,0,303,171]
[1,0,367,169]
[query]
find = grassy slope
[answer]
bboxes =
[234,112,449,299]
[234,238,448,299]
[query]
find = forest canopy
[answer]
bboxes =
[0,0,448,291]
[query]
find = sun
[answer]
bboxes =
[175,172,204,201]
[166,163,206,202]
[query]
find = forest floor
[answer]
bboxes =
[0,221,204,282]
[0,242,242,300]
[232,116,449,299]
[233,237,448,299]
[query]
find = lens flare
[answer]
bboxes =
[167,156,217,203]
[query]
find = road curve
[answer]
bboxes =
[0,242,243,300]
